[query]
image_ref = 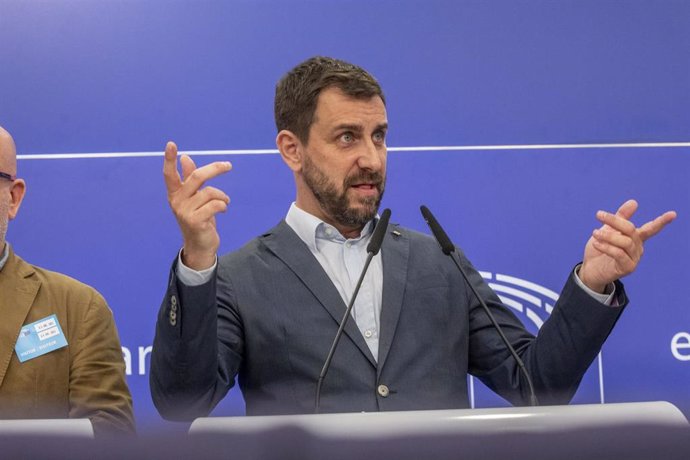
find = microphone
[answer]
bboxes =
[420,205,539,407]
[315,208,392,413]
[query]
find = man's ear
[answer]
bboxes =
[8,178,26,220]
[276,130,303,172]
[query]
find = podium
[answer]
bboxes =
[0,418,93,438]
[189,401,687,437]
[0,404,687,459]
[185,402,690,459]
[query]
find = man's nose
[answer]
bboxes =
[357,139,384,171]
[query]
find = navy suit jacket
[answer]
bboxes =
[150,221,626,420]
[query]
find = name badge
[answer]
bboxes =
[15,314,68,363]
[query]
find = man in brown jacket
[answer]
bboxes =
[0,126,135,436]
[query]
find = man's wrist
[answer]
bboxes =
[176,249,216,287]
[181,247,216,271]
[577,265,607,294]
[574,265,616,306]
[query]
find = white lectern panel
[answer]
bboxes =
[189,401,688,438]
[0,419,94,438]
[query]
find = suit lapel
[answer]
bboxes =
[261,221,377,367]
[377,224,410,376]
[0,248,40,387]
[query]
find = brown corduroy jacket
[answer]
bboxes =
[0,246,135,436]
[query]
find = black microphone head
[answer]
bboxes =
[367,208,391,255]
[420,205,455,255]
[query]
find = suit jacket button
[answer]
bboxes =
[377,384,389,397]
[169,310,177,326]
[171,295,178,307]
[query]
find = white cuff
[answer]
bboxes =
[175,249,216,286]
[573,265,616,306]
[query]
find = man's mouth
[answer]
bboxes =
[345,171,384,199]
[349,182,380,196]
[351,183,377,190]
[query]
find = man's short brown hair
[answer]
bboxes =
[274,56,385,144]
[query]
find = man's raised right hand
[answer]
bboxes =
[163,141,231,271]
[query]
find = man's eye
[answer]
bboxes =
[373,131,385,143]
[340,133,354,143]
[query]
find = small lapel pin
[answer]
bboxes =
[391,230,401,237]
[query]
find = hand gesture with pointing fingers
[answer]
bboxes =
[579,199,677,293]
[163,142,232,271]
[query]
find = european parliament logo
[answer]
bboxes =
[479,271,558,333]
[468,271,605,407]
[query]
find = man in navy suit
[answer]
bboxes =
[150,56,676,420]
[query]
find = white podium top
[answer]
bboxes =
[189,401,688,438]
[0,418,94,438]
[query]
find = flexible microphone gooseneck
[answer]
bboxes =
[314,209,392,413]
[420,205,539,407]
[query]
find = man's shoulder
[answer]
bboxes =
[14,254,104,305]
[218,220,291,265]
[216,220,443,267]
[6,253,110,328]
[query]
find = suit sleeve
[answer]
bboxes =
[150,256,244,421]
[464,256,626,406]
[68,291,135,437]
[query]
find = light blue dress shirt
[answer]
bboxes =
[284,203,384,361]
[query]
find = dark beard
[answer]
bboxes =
[302,155,385,229]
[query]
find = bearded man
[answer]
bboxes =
[150,56,675,420]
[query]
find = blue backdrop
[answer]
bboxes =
[1,0,688,432]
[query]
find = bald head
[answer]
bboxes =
[0,126,17,176]
[0,126,25,250]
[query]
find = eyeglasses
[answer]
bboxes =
[0,171,16,182]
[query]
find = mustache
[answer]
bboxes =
[344,171,385,190]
